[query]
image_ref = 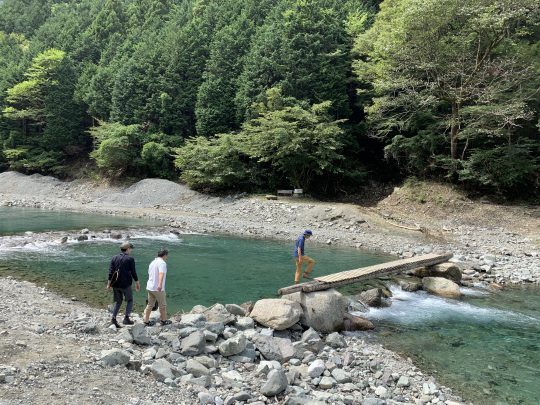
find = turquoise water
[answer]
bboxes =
[362,286,540,405]
[0,231,391,312]
[0,206,161,235]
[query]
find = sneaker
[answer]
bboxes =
[160,319,172,326]
[122,317,135,325]
[111,318,122,328]
[144,320,156,327]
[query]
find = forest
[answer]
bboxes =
[0,0,539,197]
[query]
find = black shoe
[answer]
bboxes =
[122,317,135,325]
[144,320,156,327]
[160,320,172,326]
[111,319,122,328]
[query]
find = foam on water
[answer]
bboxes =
[360,285,539,327]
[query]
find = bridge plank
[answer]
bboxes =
[278,253,452,295]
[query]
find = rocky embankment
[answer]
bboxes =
[0,277,465,405]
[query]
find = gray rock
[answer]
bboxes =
[261,369,288,397]
[179,326,199,338]
[358,288,384,307]
[203,303,235,324]
[398,278,423,292]
[180,330,206,356]
[423,277,461,298]
[100,349,130,367]
[186,359,210,377]
[181,374,211,387]
[77,235,88,241]
[318,376,335,389]
[117,328,133,343]
[219,333,247,357]
[331,368,351,383]
[252,334,295,363]
[308,359,325,378]
[179,314,207,328]
[198,392,214,404]
[151,359,175,382]
[193,355,217,369]
[205,322,225,335]
[286,289,347,332]
[132,323,151,345]
[301,327,324,353]
[374,386,387,397]
[225,303,246,316]
[325,332,346,348]
[250,298,303,330]
[396,376,410,387]
[235,316,254,330]
[362,398,386,405]
[229,341,257,363]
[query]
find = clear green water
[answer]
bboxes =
[0,231,392,313]
[362,286,540,405]
[0,206,161,235]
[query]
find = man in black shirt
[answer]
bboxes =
[107,241,140,328]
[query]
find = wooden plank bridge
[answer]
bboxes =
[278,252,453,295]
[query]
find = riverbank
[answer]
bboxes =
[0,171,538,285]
[0,277,466,405]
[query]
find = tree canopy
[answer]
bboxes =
[0,0,538,197]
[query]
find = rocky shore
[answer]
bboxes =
[0,277,465,405]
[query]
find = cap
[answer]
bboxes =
[304,229,313,235]
[120,241,134,250]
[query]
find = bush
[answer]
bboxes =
[3,147,66,175]
[141,141,174,179]
[174,134,251,191]
[458,145,539,196]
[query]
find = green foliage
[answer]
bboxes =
[242,87,346,189]
[141,141,173,179]
[174,134,251,191]
[0,0,538,197]
[458,145,539,196]
[89,122,143,177]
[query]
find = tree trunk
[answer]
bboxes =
[450,102,459,160]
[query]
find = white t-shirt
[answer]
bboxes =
[146,257,167,291]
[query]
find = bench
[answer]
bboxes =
[277,189,294,196]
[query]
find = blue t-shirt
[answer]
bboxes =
[293,234,306,257]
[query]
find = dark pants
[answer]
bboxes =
[112,286,133,319]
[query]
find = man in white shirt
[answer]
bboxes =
[143,249,172,326]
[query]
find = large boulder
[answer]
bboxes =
[422,277,461,298]
[250,299,303,330]
[357,288,384,307]
[429,262,462,283]
[409,263,462,283]
[287,289,347,332]
[343,313,375,331]
[131,323,151,345]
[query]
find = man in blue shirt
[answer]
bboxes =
[293,230,315,284]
